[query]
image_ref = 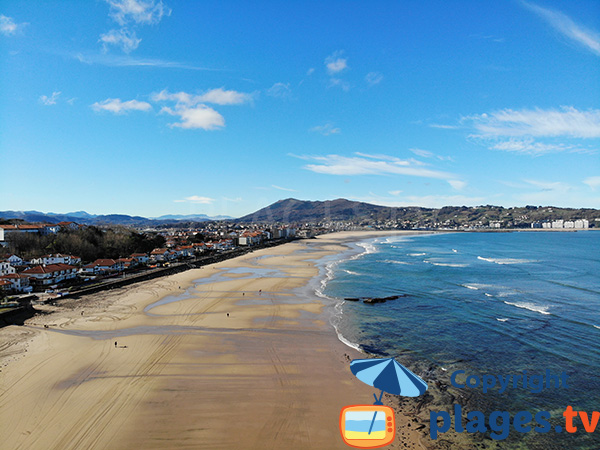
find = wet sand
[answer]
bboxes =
[0,231,431,450]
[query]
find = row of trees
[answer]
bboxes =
[5,226,166,262]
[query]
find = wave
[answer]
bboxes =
[485,293,493,297]
[382,259,412,265]
[343,269,360,275]
[409,252,426,256]
[424,260,468,268]
[452,249,458,253]
[594,325,600,330]
[330,301,362,352]
[477,256,538,265]
[503,301,551,315]
[462,284,480,290]
[496,318,509,322]
[350,241,379,261]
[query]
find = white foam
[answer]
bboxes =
[496,318,509,322]
[478,256,537,265]
[409,252,426,256]
[330,301,362,352]
[594,325,600,330]
[452,249,458,253]
[382,259,412,265]
[485,293,493,297]
[462,284,480,290]
[503,301,551,315]
[343,269,360,275]
[424,260,468,267]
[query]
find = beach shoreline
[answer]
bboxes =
[0,230,437,450]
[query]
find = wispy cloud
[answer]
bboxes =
[522,1,600,56]
[74,52,218,71]
[39,91,61,106]
[272,185,297,192]
[310,123,341,136]
[0,14,26,36]
[465,107,600,139]
[429,123,459,130]
[160,105,224,130]
[583,176,600,190]
[105,0,171,26]
[266,82,292,99]
[409,148,454,161]
[101,0,170,53]
[351,193,486,208]
[325,51,348,74]
[294,153,465,189]
[99,28,141,53]
[151,88,253,106]
[91,98,152,114]
[365,72,383,86]
[174,195,214,204]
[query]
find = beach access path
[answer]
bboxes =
[0,231,430,450]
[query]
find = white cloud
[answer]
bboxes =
[352,194,486,208]
[409,148,455,161]
[0,15,25,36]
[583,176,600,190]
[524,179,573,192]
[272,185,297,192]
[489,138,581,155]
[151,88,252,106]
[307,68,315,76]
[91,98,152,114]
[325,51,348,75]
[174,195,214,204]
[522,1,600,56]
[105,0,171,26]
[296,153,460,188]
[100,28,141,53]
[429,124,459,130]
[389,190,403,196]
[39,91,61,106]
[448,180,467,191]
[266,82,292,99]
[328,77,351,91]
[74,52,217,70]
[160,105,224,130]
[365,72,383,86]
[310,123,341,136]
[466,107,600,139]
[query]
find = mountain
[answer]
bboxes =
[236,198,600,226]
[0,210,232,226]
[237,198,412,222]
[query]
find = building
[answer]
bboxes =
[23,264,78,288]
[7,255,25,266]
[0,273,32,293]
[0,262,16,276]
[81,259,124,275]
[31,254,81,266]
[130,253,149,264]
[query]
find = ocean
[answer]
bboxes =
[321,231,600,449]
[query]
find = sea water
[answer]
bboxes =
[323,231,600,449]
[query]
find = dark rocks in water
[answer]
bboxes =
[344,297,360,302]
[360,344,390,356]
[363,294,408,304]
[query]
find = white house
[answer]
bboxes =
[0,262,16,276]
[23,264,78,287]
[150,248,170,262]
[7,255,25,266]
[81,259,124,275]
[0,273,32,293]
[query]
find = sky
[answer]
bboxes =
[1,0,599,218]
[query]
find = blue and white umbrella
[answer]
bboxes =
[350,357,428,403]
[350,357,428,435]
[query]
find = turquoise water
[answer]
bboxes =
[324,231,600,449]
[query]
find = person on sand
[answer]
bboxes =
[115,341,117,348]
[227,313,229,317]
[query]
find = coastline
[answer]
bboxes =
[0,231,433,450]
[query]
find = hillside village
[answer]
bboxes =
[0,221,298,298]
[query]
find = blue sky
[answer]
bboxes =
[1,0,599,218]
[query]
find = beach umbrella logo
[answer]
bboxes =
[340,357,428,448]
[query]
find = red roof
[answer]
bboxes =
[23,264,76,274]
[90,259,118,267]
[0,273,28,280]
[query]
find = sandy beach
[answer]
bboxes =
[0,231,432,450]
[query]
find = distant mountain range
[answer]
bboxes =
[2,199,599,227]
[0,210,233,226]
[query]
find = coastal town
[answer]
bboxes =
[0,221,300,299]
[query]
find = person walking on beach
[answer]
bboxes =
[115,341,117,348]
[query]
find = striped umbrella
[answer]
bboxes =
[350,357,428,435]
